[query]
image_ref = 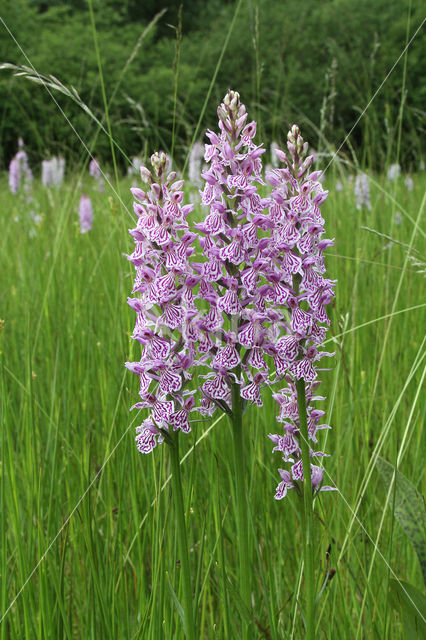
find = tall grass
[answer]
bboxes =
[0,164,424,638]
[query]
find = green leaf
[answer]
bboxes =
[389,579,426,640]
[376,457,426,583]
[165,571,186,634]
[225,576,254,629]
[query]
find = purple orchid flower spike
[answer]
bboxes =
[264,124,337,640]
[266,125,337,499]
[126,151,200,451]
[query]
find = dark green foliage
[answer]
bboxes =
[376,457,426,584]
[0,0,424,169]
[389,580,426,639]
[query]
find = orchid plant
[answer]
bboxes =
[125,90,336,640]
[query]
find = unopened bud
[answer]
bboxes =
[236,113,248,131]
[221,117,233,133]
[230,95,239,112]
[297,155,314,178]
[130,187,147,202]
[275,149,288,164]
[151,183,161,199]
[287,141,296,157]
[151,151,168,178]
[225,90,240,111]
[291,124,300,139]
[140,166,152,184]
[217,105,227,121]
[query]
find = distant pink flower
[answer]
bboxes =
[89,157,101,179]
[354,173,371,210]
[9,157,20,194]
[79,195,93,233]
[9,139,32,195]
[404,175,413,191]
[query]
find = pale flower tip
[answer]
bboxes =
[287,141,296,156]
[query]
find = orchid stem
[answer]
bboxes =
[296,376,316,640]
[169,433,196,640]
[230,380,250,639]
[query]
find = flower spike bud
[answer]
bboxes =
[165,171,178,185]
[140,166,153,184]
[290,124,300,140]
[297,155,314,178]
[224,89,240,108]
[230,93,240,112]
[287,141,297,157]
[151,183,161,199]
[151,151,169,178]
[217,105,228,121]
[236,113,248,131]
[130,187,147,202]
[275,149,288,164]
[296,136,305,155]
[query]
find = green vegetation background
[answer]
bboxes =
[0,0,424,170]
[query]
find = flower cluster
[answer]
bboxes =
[126,91,336,498]
[78,194,93,233]
[125,152,200,453]
[42,156,65,188]
[245,127,337,499]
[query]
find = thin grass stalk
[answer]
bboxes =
[296,377,316,640]
[169,433,196,640]
[230,379,250,639]
[383,4,412,636]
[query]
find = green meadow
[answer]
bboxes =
[0,165,424,638]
